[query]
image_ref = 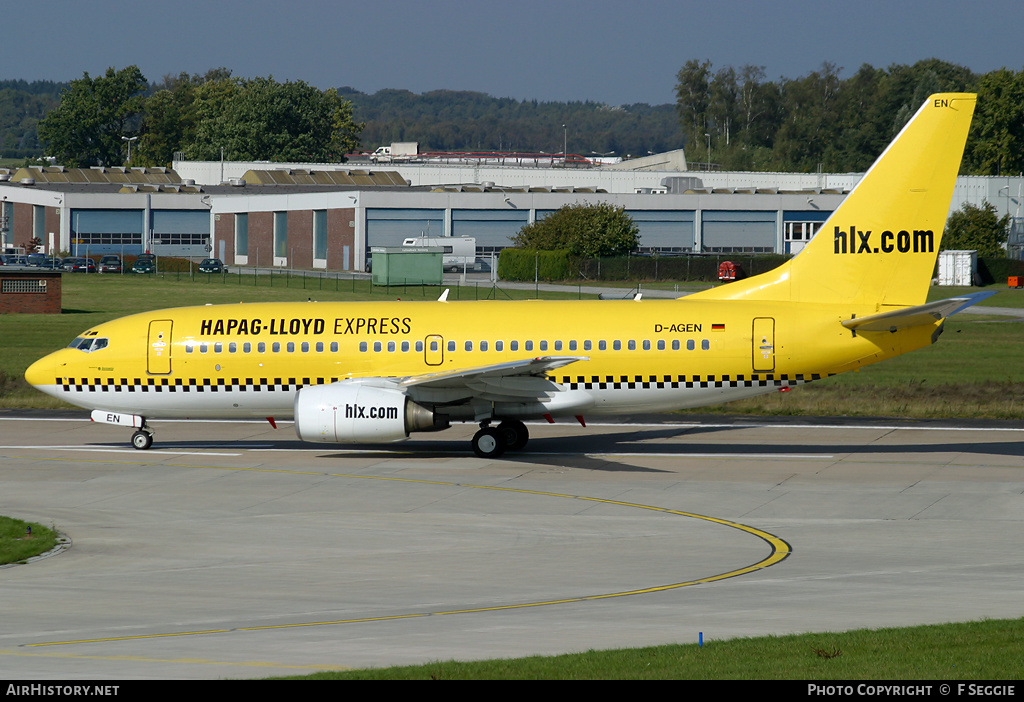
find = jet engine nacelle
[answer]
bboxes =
[294,383,443,443]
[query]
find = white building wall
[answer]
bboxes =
[172,158,1024,221]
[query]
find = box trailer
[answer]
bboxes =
[937,250,977,286]
[402,236,476,272]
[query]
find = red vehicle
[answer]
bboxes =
[717,260,744,282]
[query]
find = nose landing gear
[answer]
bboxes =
[131,424,154,450]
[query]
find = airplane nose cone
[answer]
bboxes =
[24,354,54,388]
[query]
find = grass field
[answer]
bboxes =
[0,516,58,565]
[2,272,1023,416]
[279,618,1024,679]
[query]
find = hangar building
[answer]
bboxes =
[1,157,1020,269]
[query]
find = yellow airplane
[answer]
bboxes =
[26,93,991,457]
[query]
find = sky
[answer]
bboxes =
[4,0,1022,105]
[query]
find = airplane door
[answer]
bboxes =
[424,334,444,366]
[148,320,173,375]
[752,317,775,372]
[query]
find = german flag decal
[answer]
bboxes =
[712,323,726,331]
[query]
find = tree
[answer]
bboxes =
[965,68,1024,175]
[512,202,639,257]
[136,68,233,166]
[37,66,147,167]
[674,59,712,157]
[943,201,1009,256]
[185,77,363,162]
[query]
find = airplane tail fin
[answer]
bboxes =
[689,93,976,309]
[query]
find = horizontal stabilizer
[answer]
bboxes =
[842,291,997,332]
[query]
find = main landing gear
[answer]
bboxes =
[471,419,529,458]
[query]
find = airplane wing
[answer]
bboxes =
[842,291,997,332]
[399,356,588,389]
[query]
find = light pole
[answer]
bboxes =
[705,133,711,171]
[562,124,567,166]
[999,184,1010,218]
[122,136,138,165]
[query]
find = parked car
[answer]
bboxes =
[38,257,63,269]
[98,255,123,274]
[63,256,96,273]
[197,258,225,273]
[132,258,156,274]
[26,253,48,267]
[1,254,29,266]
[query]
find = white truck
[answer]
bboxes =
[370,142,420,163]
[402,236,477,272]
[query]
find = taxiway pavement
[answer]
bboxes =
[1,412,1022,679]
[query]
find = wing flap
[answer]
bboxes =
[399,356,588,389]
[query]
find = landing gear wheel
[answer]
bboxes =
[131,430,153,451]
[472,427,506,458]
[497,420,529,451]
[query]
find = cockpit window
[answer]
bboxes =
[67,337,109,353]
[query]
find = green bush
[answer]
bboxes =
[498,249,574,281]
[977,256,1024,285]
[515,252,791,282]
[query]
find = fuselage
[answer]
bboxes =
[25,297,940,421]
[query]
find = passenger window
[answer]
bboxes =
[390,341,397,352]
[258,342,266,353]
[331,342,339,352]
[465,340,473,351]
[702,339,710,350]
[686,340,695,351]
[401,341,410,352]
[244,342,252,353]
[495,340,504,351]
[480,341,488,351]
[315,342,323,352]
[374,341,382,352]
[229,342,237,353]
[525,341,533,351]
[510,340,519,351]
[214,342,223,353]
[628,340,636,351]
[584,340,592,351]
[643,340,651,350]
[359,341,368,352]
[598,340,606,351]
[569,340,576,351]
[671,340,679,351]
[415,341,424,352]
[272,342,281,353]
[539,340,548,351]
[287,342,295,353]
[302,342,310,353]
[613,341,621,351]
